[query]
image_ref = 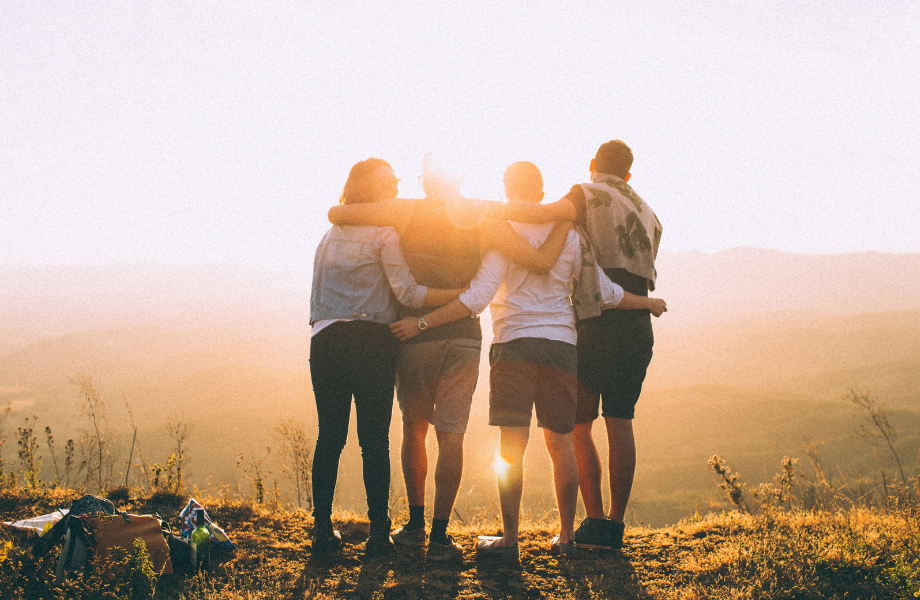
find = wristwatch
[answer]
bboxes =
[417,316,429,331]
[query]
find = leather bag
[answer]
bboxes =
[82,513,173,576]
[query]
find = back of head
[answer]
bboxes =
[594,140,633,178]
[503,161,543,203]
[422,152,464,197]
[340,158,393,205]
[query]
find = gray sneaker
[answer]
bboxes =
[574,518,613,551]
[550,535,578,558]
[475,536,520,565]
[427,535,464,562]
[392,526,426,549]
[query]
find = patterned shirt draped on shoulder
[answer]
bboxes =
[580,174,662,289]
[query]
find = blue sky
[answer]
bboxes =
[1,1,918,269]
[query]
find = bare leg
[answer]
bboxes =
[493,426,529,546]
[572,421,605,519]
[401,419,430,508]
[432,430,465,521]
[605,417,636,523]
[543,429,579,543]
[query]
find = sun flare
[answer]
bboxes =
[493,452,511,479]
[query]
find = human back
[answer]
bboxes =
[488,220,580,345]
[395,156,486,343]
[310,159,428,328]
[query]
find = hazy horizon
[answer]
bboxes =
[3,1,919,270]
[2,249,918,527]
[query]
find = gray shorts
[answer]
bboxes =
[396,337,481,434]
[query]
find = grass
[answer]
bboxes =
[0,485,919,599]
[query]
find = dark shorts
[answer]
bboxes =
[576,309,654,422]
[489,337,578,434]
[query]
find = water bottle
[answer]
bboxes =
[189,508,211,573]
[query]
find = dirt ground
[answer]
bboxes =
[222,510,721,600]
[1,492,728,599]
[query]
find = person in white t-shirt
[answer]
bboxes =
[390,162,666,562]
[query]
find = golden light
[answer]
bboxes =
[493,452,511,479]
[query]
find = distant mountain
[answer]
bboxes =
[4,249,919,340]
[655,248,920,323]
[2,250,919,526]
[0,261,311,338]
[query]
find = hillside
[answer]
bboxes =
[1,250,919,527]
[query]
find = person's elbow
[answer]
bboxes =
[327,206,344,224]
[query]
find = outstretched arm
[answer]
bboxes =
[328,198,414,233]
[488,197,577,224]
[596,261,667,317]
[617,292,667,317]
[390,250,508,341]
[390,298,473,342]
[422,287,466,307]
[481,219,572,275]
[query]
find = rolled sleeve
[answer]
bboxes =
[458,250,508,315]
[599,265,625,309]
[379,227,429,308]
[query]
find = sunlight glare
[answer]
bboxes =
[493,452,511,479]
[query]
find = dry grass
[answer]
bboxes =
[0,487,918,599]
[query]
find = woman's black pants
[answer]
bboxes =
[309,320,397,525]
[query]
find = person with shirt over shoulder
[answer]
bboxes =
[328,154,572,562]
[309,158,466,558]
[485,140,664,552]
[389,161,665,563]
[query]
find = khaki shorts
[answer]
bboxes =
[396,338,481,434]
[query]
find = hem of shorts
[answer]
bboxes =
[488,420,532,429]
[431,424,469,434]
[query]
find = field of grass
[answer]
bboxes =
[1,479,919,600]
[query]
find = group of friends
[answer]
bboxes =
[308,140,666,563]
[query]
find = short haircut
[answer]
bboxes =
[422,152,464,192]
[594,140,633,178]
[503,161,543,201]
[340,157,392,205]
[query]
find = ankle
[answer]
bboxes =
[430,518,449,543]
[405,505,425,530]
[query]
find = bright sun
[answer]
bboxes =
[493,453,511,479]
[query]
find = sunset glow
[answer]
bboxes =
[2,2,917,268]
[1,2,919,581]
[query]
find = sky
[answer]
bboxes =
[1,0,918,270]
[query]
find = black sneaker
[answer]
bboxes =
[610,520,625,551]
[392,526,427,549]
[365,519,394,557]
[312,521,342,555]
[573,518,613,551]
[426,534,463,562]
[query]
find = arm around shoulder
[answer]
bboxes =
[328,198,413,231]
[389,298,473,342]
[498,197,577,224]
[482,219,572,274]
